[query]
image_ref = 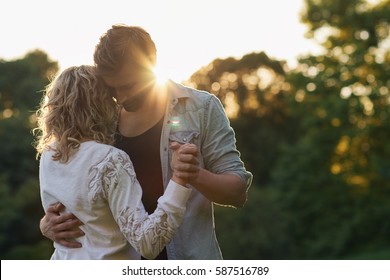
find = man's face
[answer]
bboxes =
[103,63,156,112]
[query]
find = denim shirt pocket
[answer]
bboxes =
[169,131,200,144]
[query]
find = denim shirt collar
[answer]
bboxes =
[166,80,191,105]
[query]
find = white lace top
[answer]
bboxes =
[39,141,191,259]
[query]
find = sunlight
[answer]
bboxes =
[366,0,383,6]
[153,64,169,86]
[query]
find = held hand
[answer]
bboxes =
[170,142,200,184]
[40,202,84,248]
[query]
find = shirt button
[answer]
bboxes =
[183,138,187,142]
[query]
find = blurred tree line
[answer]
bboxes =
[0,50,58,258]
[0,0,389,259]
[189,0,390,259]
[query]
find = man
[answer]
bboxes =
[40,24,252,259]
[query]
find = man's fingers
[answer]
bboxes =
[53,213,81,225]
[171,142,198,155]
[177,164,198,172]
[57,239,82,248]
[53,228,85,240]
[47,202,65,213]
[170,141,181,150]
[53,219,83,231]
[179,144,198,155]
[176,154,198,164]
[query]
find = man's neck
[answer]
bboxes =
[118,87,168,137]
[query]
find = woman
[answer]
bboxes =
[34,65,192,259]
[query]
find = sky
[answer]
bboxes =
[0,0,322,82]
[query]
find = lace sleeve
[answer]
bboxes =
[96,149,191,259]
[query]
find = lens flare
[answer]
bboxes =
[153,64,168,86]
[170,116,181,127]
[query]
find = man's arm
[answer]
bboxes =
[170,142,247,208]
[171,93,252,208]
[40,203,84,248]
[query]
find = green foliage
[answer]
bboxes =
[215,186,290,259]
[0,49,58,112]
[0,50,58,187]
[190,0,390,259]
[0,50,58,259]
[188,52,298,186]
[0,176,52,259]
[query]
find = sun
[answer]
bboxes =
[153,64,169,86]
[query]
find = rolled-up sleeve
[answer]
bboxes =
[202,95,253,190]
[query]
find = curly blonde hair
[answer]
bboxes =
[34,65,119,163]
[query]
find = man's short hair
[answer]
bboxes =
[94,24,157,76]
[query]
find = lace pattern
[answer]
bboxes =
[85,146,184,258]
[117,206,175,256]
[88,148,135,202]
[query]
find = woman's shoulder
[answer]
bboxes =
[84,142,128,160]
[87,142,132,169]
[82,141,116,153]
[87,142,136,185]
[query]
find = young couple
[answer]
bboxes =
[36,24,252,260]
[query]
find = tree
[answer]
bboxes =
[189,0,390,259]
[187,52,298,187]
[0,50,58,259]
[269,0,390,258]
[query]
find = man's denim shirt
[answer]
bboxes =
[161,81,253,259]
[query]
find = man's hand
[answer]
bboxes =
[40,203,84,248]
[170,142,199,184]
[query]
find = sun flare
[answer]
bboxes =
[153,64,169,86]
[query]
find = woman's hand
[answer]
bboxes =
[170,142,199,185]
